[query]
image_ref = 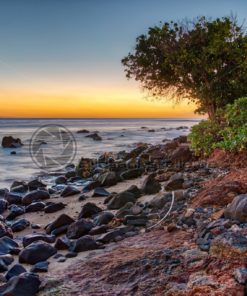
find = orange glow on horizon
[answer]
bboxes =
[0,87,202,119]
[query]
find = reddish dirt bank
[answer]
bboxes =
[40,229,244,295]
[37,148,247,296]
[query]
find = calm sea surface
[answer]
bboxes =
[0,118,200,188]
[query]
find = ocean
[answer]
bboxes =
[0,118,200,188]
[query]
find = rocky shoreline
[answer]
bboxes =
[0,136,246,295]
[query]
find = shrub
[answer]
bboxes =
[189,120,222,156]
[189,97,247,155]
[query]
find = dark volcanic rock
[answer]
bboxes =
[107,191,136,210]
[0,259,8,272]
[28,179,46,191]
[149,192,173,209]
[1,136,23,148]
[30,261,49,273]
[0,189,8,198]
[70,235,99,253]
[54,236,71,250]
[0,237,19,255]
[61,185,80,197]
[0,222,13,239]
[66,219,94,239]
[44,202,66,213]
[10,181,27,190]
[55,175,67,185]
[0,199,8,215]
[94,212,114,226]
[0,254,14,266]
[11,219,30,232]
[22,190,50,205]
[65,170,76,179]
[170,145,192,164]
[0,272,41,296]
[5,192,22,205]
[92,187,110,197]
[165,173,184,191]
[141,173,161,194]
[125,185,142,199]
[51,225,69,236]
[19,241,57,264]
[89,225,108,235]
[6,205,25,220]
[25,202,45,213]
[77,129,89,134]
[85,132,102,141]
[11,185,27,194]
[45,214,74,234]
[82,181,100,193]
[22,233,56,247]
[224,194,247,223]
[78,202,102,219]
[97,227,128,244]
[97,171,118,187]
[5,264,26,280]
[120,168,143,180]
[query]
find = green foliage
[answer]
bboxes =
[189,97,247,155]
[189,120,222,156]
[122,16,247,119]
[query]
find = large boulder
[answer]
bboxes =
[107,191,136,210]
[224,194,247,223]
[19,241,57,264]
[70,235,99,253]
[1,136,23,148]
[0,272,41,296]
[78,202,102,219]
[45,214,74,234]
[141,173,161,194]
[66,219,94,239]
[22,190,50,205]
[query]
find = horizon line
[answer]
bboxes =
[0,117,203,120]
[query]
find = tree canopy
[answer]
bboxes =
[122,16,247,119]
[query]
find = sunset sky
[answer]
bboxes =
[0,0,246,118]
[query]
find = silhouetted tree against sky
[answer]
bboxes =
[122,16,247,119]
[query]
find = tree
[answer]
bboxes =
[122,16,247,119]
